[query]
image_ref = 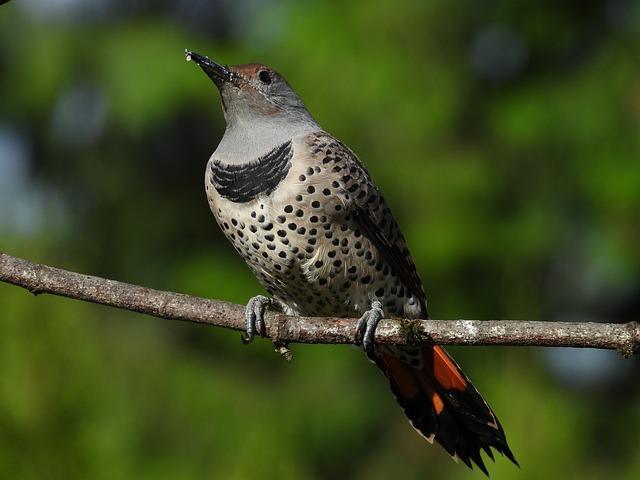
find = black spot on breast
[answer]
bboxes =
[210,141,293,203]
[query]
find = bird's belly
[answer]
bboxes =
[205,156,422,320]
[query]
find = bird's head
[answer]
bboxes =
[186,50,314,128]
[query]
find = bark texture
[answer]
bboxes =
[1,252,638,356]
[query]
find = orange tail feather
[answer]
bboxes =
[374,345,517,474]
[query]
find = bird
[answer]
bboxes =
[186,49,517,474]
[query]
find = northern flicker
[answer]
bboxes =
[186,50,517,473]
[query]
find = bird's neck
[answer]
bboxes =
[213,116,319,165]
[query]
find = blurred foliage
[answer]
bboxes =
[1,0,639,478]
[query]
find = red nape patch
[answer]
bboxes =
[431,346,467,391]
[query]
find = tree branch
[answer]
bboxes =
[1,252,638,356]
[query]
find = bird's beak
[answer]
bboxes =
[185,49,231,87]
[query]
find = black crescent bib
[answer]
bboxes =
[209,141,293,203]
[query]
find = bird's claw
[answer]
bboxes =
[355,300,384,356]
[242,295,272,344]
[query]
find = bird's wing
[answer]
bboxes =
[303,131,428,316]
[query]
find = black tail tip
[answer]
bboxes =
[457,443,519,476]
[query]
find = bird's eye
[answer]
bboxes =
[258,70,272,85]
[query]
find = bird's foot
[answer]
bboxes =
[355,300,384,356]
[242,295,273,344]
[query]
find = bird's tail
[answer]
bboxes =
[374,345,518,475]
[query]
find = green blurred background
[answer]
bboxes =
[1,0,639,478]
